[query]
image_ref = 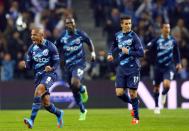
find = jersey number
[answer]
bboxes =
[170,71,174,80]
[133,76,139,84]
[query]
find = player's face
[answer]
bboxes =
[162,24,170,36]
[65,22,75,33]
[31,29,43,44]
[121,19,132,33]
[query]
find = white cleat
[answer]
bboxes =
[154,107,160,114]
[161,94,167,106]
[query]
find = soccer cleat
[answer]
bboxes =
[131,118,139,125]
[81,85,88,103]
[57,110,64,128]
[161,94,167,106]
[154,107,160,114]
[130,110,134,117]
[79,110,87,121]
[24,118,33,129]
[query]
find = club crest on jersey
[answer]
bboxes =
[32,51,36,56]
[61,37,68,43]
[75,38,81,44]
[43,49,49,56]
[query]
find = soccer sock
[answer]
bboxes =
[79,85,85,93]
[162,88,169,95]
[73,91,86,113]
[30,96,41,122]
[44,103,61,117]
[153,92,159,107]
[131,97,139,120]
[118,93,131,104]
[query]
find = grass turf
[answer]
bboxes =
[0,109,189,131]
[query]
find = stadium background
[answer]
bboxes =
[0,0,189,110]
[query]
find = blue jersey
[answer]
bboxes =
[109,31,144,74]
[54,29,94,70]
[146,35,181,69]
[25,39,60,76]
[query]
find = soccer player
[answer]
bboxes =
[107,16,144,124]
[54,17,96,121]
[19,28,64,128]
[145,23,182,114]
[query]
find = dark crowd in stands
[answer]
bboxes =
[0,0,189,81]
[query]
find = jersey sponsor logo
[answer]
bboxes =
[42,49,49,56]
[158,41,173,50]
[33,57,49,63]
[64,44,81,51]
[118,39,133,48]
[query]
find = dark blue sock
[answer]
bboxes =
[153,92,159,107]
[79,85,85,93]
[73,91,85,113]
[162,88,169,95]
[30,96,41,122]
[118,93,131,104]
[131,98,139,120]
[44,104,61,117]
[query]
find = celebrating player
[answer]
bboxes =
[19,28,63,128]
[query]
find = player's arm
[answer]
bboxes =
[107,35,118,61]
[19,45,33,70]
[54,37,64,66]
[122,34,144,57]
[46,43,60,72]
[144,37,157,54]
[173,41,182,71]
[82,32,96,61]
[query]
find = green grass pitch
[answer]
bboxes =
[0,109,189,131]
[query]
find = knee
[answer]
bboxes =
[35,84,45,96]
[153,86,160,93]
[71,79,80,88]
[41,94,50,106]
[163,80,170,88]
[115,89,124,96]
[129,90,137,99]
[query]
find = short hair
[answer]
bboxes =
[161,22,170,28]
[64,17,75,24]
[120,15,131,22]
[31,27,44,35]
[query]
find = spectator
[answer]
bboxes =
[0,53,15,81]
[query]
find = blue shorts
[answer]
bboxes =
[64,66,85,84]
[153,66,175,86]
[34,72,57,91]
[115,66,140,90]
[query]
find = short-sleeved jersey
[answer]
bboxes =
[54,29,93,70]
[146,35,181,69]
[109,31,144,74]
[25,39,60,75]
